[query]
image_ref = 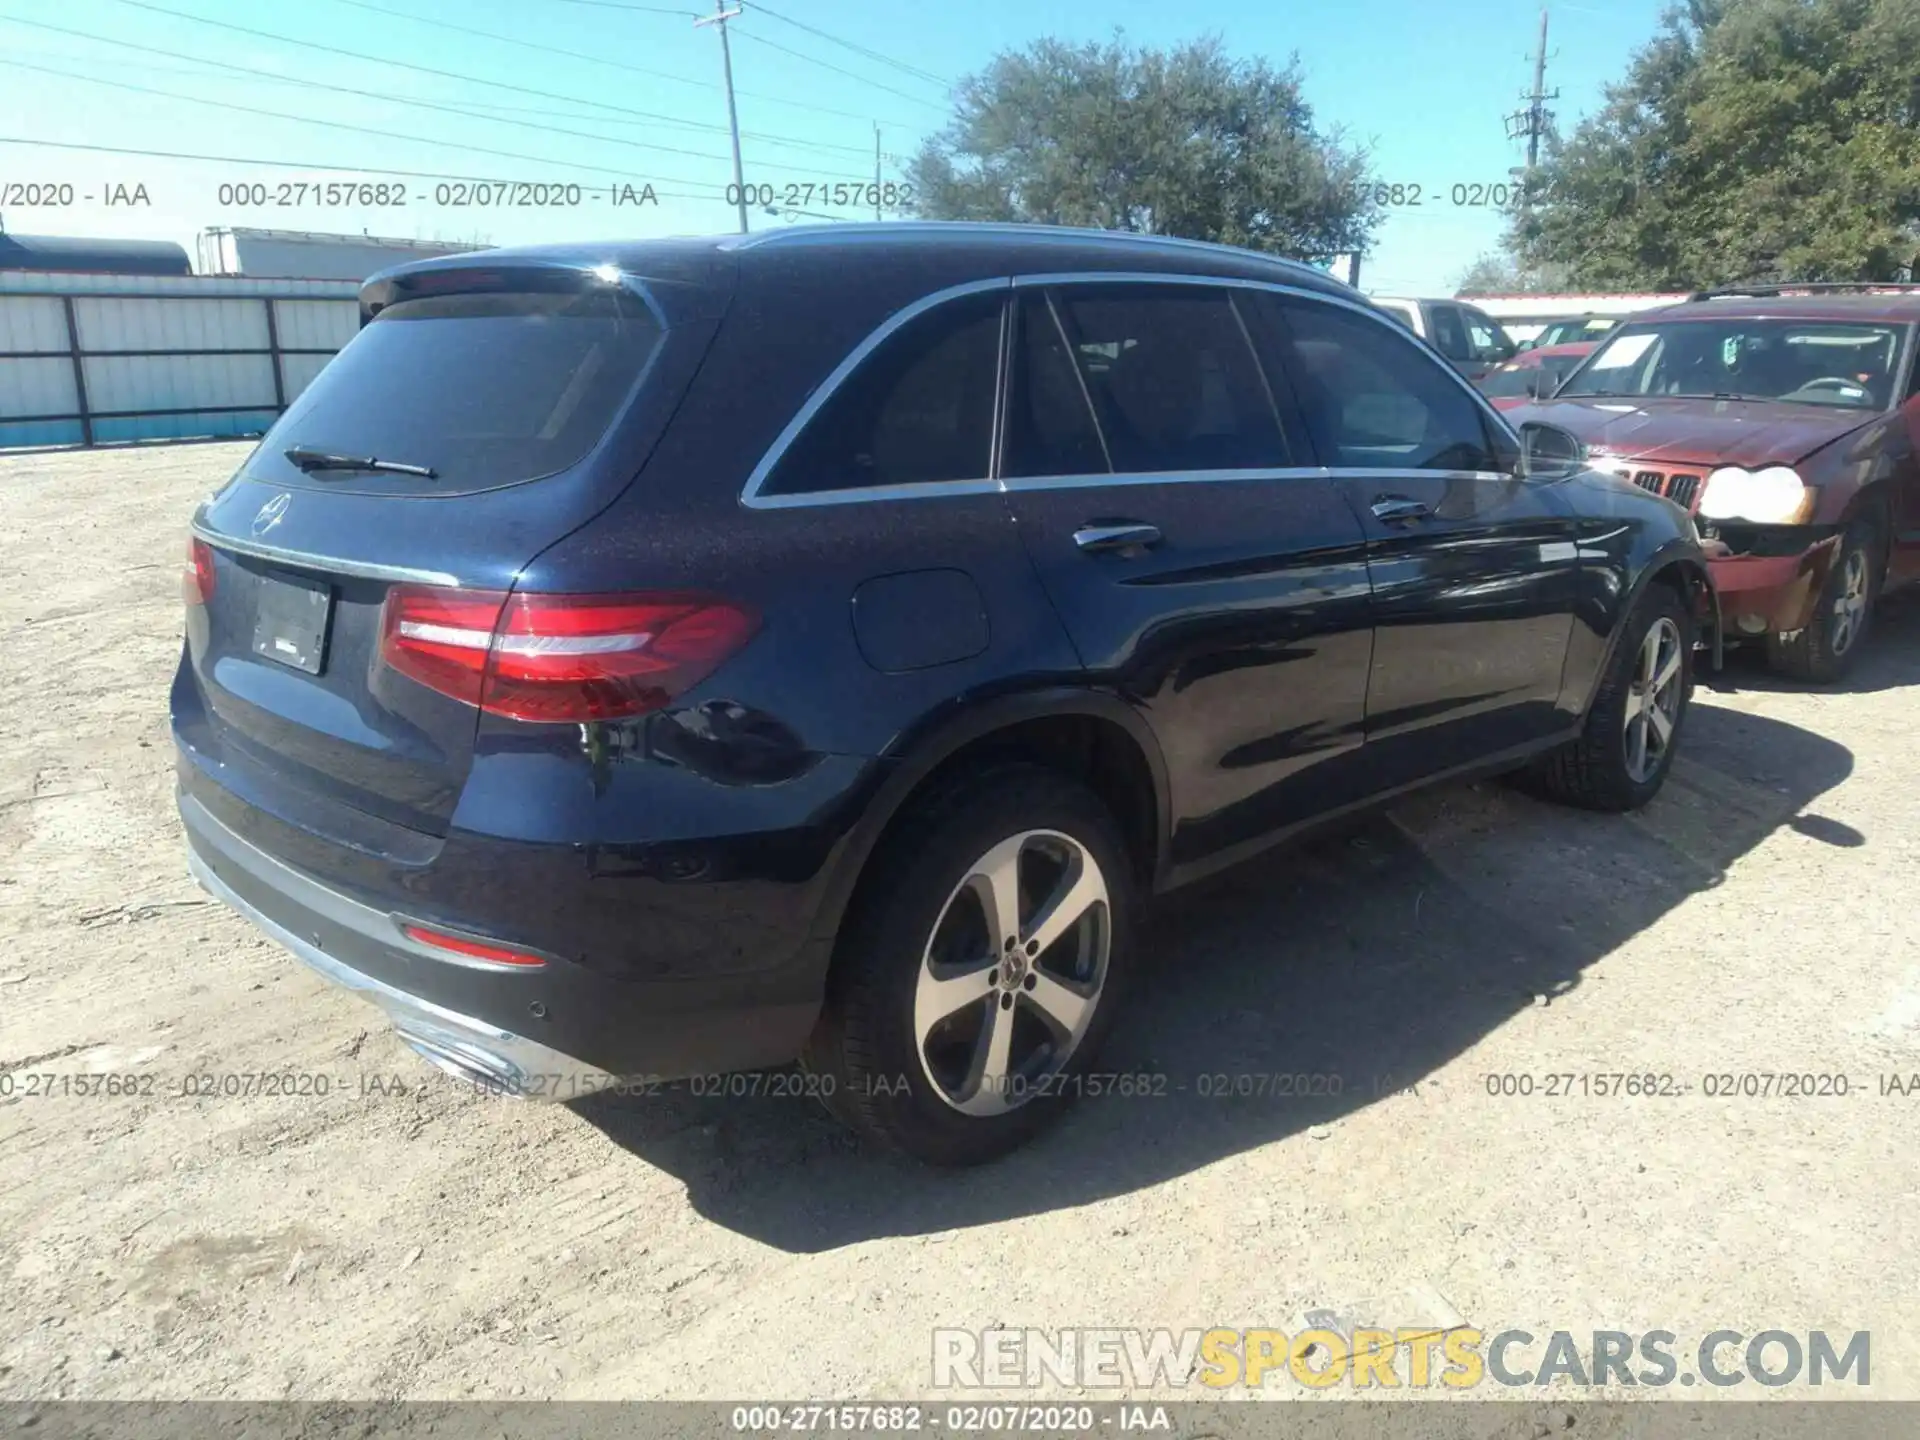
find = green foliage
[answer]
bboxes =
[1516,0,1920,288]
[1453,250,1572,294]
[907,35,1380,262]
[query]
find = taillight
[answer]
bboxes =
[183,537,216,606]
[379,586,758,723]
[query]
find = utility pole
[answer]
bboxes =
[1504,6,1558,191]
[874,124,883,221]
[696,0,749,234]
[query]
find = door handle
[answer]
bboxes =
[1370,496,1433,522]
[1073,522,1163,554]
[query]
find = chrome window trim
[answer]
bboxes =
[739,270,1522,510]
[191,507,462,587]
[746,477,1006,510]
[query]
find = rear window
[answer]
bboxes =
[253,287,663,491]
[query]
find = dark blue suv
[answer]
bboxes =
[175,224,1715,1164]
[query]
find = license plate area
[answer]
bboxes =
[250,573,334,675]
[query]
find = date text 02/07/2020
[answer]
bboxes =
[212,180,660,209]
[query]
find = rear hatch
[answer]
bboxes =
[178,249,733,839]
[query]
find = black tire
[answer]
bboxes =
[1766,515,1881,684]
[1527,582,1693,813]
[801,764,1137,1166]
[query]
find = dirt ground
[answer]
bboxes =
[2,441,1917,1412]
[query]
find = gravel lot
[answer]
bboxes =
[3,441,1917,1412]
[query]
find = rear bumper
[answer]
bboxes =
[182,791,823,1094]
[1706,531,1841,635]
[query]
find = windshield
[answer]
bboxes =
[1541,317,1616,346]
[248,286,663,493]
[1557,317,1906,409]
[1480,355,1579,399]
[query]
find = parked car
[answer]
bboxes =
[1518,315,1619,352]
[1369,295,1518,382]
[1508,284,1920,682]
[1479,341,1603,409]
[176,225,1714,1164]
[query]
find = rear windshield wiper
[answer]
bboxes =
[283,446,438,479]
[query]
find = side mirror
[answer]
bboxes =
[1524,369,1555,399]
[1518,420,1585,477]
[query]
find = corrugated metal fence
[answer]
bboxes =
[0,270,360,449]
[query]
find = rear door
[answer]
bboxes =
[997,281,1375,874]
[179,262,727,838]
[1258,292,1580,786]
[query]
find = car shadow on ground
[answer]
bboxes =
[574,644,1899,1252]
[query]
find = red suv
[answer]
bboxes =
[1509,285,1920,681]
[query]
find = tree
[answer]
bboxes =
[1515,0,1920,289]
[1453,250,1571,295]
[907,35,1380,263]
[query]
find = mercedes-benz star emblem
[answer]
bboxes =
[252,492,291,537]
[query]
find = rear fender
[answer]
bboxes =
[800,688,1172,947]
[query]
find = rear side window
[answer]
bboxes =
[762,290,1002,495]
[258,287,662,491]
[1051,286,1288,473]
[1269,297,1499,472]
[1003,293,1109,478]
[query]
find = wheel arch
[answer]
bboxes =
[805,689,1171,950]
[1582,542,1720,724]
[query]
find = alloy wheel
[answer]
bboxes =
[1622,616,1684,785]
[912,829,1111,1117]
[1830,548,1870,657]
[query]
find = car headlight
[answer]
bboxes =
[1697,465,1812,523]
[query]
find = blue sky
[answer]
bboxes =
[0,0,1665,293]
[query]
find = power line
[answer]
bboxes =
[0,13,880,168]
[315,0,915,131]
[0,57,734,189]
[95,0,898,171]
[0,20,718,169]
[543,0,699,12]
[0,134,713,201]
[743,0,951,90]
[729,27,950,111]
[436,101,887,159]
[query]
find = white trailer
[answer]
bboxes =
[195,227,491,282]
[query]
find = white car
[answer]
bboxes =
[1368,296,1518,383]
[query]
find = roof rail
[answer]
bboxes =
[728,221,1335,278]
[1687,281,1920,301]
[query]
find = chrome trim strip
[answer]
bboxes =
[738,277,1013,508]
[192,507,462,587]
[184,799,613,1095]
[738,271,1523,511]
[181,795,512,972]
[746,477,1005,510]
